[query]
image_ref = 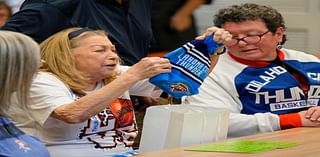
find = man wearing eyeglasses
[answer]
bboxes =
[183,3,320,137]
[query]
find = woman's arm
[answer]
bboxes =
[52,57,171,123]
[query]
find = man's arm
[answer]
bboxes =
[1,2,70,43]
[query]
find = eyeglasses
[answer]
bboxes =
[229,30,270,46]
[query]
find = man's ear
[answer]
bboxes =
[275,27,285,43]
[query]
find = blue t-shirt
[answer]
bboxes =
[0,116,50,157]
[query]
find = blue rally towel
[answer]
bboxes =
[149,35,222,98]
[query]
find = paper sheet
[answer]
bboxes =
[185,140,301,153]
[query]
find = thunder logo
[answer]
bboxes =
[170,82,190,94]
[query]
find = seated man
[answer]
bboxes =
[183,3,320,137]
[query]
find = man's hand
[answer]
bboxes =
[299,109,320,127]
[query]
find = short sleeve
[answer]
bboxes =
[28,72,75,126]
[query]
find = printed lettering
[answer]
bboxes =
[308,85,320,98]
[308,72,320,81]
[175,53,208,77]
[270,99,318,111]
[245,66,287,92]
[253,87,304,104]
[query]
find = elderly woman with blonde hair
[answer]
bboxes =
[0,31,50,156]
[8,27,171,157]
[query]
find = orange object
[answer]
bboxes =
[147,51,168,57]
[279,113,302,129]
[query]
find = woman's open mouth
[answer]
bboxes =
[104,63,117,69]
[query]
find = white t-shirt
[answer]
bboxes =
[8,65,162,157]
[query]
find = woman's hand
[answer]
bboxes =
[125,57,171,81]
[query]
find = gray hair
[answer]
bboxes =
[0,31,40,115]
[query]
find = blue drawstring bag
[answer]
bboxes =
[149,35,222,98]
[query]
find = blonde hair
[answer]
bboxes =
[0,31,40,115]
[40,28,119,96]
